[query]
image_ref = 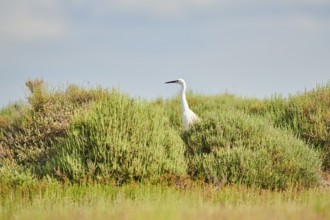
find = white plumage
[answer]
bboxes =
[165,78,200,130]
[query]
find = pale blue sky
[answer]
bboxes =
[1,0,329,107]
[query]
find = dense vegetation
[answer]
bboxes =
[1,80,329,190]
[49,92,186,184]
[183,113,320,189]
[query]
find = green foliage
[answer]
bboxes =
[48,91,187,184]
[161,85,330,171]
[0,80,107,172]
[182,111,322,189]
[1,80,328,189]
[0,158,36,188]
[270,86,330,169]
[159,93,265,130]
[243,85,330,170]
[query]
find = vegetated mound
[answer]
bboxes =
[1,80,327,189]
[265,85,330,170]
[162,84,330,171]
[0,80,106,172]
[182,111,322,189]
[47,91,187,184]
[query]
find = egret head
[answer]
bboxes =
[165,78,186,88]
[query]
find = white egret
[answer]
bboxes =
[165,79,200,130]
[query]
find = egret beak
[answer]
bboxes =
[165,80,178,84]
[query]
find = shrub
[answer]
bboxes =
[0,80,107,173]
[244,85,330,170]
[1,80,328,188]
[182,111,322,189]
[162,84,330,171]
[0,158,36,187]
[49,91,187,184]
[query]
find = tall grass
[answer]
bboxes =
[1,183,329,220]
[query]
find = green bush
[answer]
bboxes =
[0,158,36,188]
[182,111,322,189]
[162,85,330,171]
[270,86,330,170]
[242,85,330,170]
[48,91,187,184]
[0,80,107,172]
[1,80,328,188]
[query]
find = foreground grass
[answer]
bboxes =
[1,184,330,220]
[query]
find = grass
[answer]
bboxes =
[1,183,330,220]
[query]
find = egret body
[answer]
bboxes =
[165,79,200,130]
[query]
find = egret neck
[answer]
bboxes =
[180,80,189,115]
